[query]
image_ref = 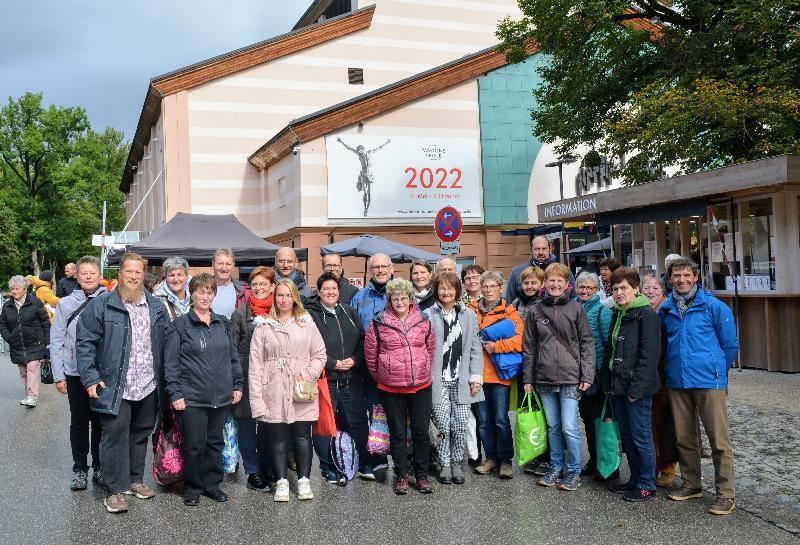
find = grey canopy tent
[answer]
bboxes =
[320,234,441,282]
[107,213,307,266]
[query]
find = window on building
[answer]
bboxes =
[348,67,364,85]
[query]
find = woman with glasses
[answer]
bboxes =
[365,278,436,495]
[469,271,523,480]
[460,265,485,306]
[574,271,613,479]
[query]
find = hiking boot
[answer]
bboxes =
[709,497,735,515]
[499,463,513,479]
[474,459,497,475]
[297,477,313,500]
[393,474,410,495]
[668,486,704,501]
[70,471,88,491]
[451,463,465,485]
[558,472,581,491]
[610,482,636,494]
[532,462,552,476]
[414,476,433,494]
[437,464,452,484]
[124,482,155,499]
[358,465,375,481]
[623,487,657,502]
[92,468,104,486]
[321,468,340,484]
[537,467,561,487]
[273,478,290,502]
[656,471,676,488]
[104,494,129,513]
[247,473,271,492]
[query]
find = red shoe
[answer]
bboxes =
[413,476,433,494]
[393,475,409,495]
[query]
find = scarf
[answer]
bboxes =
[479,297,502,315]
[672,284,698,318]
[153,279,192,315]
[414,287,431,304]
[249,294,274,317]
[439,304,463,382]
[609,294,651,369]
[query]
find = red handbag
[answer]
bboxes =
[312,371,337,437]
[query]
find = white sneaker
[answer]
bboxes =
[26,396,37,407]
[273,478,290,502]
[297,477,313,500]
[20,396,36,407]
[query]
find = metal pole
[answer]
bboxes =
[101,201,107,277]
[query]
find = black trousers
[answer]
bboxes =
[179,406,228,495]
[379,386,432,479]
[267,421,313,480]
[578,389,604,470]
[312,377,370,473]
[98,391,157,496]
[66,374,102,472]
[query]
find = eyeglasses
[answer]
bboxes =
[371,264,391,270]
[576,285,597,291]
[277,260,296,265]
[464,275,481,281]
[391,296,410,303]
[250,282,272,288]
[322,264,341,270]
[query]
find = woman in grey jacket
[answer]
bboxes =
[522,263,595,492]
[424,272,484,485]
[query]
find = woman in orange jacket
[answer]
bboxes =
[469,270,524,479]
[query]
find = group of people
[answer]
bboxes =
[0,236,739,518]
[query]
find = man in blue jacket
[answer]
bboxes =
[658,258,739,516]
[76,253,168,514]
[350,252,394,481]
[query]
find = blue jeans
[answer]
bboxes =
[313,377,370,473]
[476,384,513,464]
[236,416,272,476]
[612,395,656,491]
[539,390,582,475]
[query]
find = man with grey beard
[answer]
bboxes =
[76,253,169,514]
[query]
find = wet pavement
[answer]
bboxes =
[0,352,797,545]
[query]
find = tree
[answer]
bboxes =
[0,93,128,276]
[497,0,800,184]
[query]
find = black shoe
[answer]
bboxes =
[91,468,104,486]
[184,494,200,507]
[374,466,388,483]
[623,487,657,502]
[467,457,482,467]
[203,489,228,502]
[580,465,598,477]
[260,471,277,487]
[70,471,88,491]
[321,468,340,484]
[610,482,636,494]
[247,474,270,493]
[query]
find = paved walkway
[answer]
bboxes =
[701,369,800,535]
[0,353,797,544]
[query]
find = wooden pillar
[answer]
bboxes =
[680,219,692,258]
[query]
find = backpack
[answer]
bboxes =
[330,430,359,480]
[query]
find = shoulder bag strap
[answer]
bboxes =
[541,308,580,363]
[167,300,177,321]
[66,299,92,329]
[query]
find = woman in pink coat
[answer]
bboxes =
[249,280,325,503]
[365,278,436,495]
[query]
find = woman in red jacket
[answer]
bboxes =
[365,278,436,495]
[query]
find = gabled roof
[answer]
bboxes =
[120,5,376,193]
[248,44,536,170]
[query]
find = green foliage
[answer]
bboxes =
[0,92,128,276]
[498,0,800,184]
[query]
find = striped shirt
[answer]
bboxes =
[123,295,155,401]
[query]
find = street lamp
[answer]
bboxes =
[545,155,578,200]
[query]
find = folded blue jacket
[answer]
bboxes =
[478,318,522,379]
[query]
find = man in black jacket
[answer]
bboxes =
[76,253,168,514]
[56,263,80,297]
[506,236,576,302]
[307,272,370,483]
[320,252,358,304]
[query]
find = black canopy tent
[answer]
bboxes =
[107,213,307,266]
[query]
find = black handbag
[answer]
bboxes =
[40,358,54,384]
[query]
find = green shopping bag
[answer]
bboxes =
[514,391,548,465]
[594,395,621,478]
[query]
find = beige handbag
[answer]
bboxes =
[292,379,319,402]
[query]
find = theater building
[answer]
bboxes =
[122,0,649,280]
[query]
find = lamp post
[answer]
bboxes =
[545,155,578,200]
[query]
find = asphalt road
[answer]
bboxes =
[0,352,795,545]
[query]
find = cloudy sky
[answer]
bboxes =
[0,0,314,137]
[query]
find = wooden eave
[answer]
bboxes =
[120,5,375,193]
[248,44,538,170]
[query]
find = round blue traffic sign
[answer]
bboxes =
[435,206,462,243]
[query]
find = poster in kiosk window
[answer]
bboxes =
[326,133,481,219]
